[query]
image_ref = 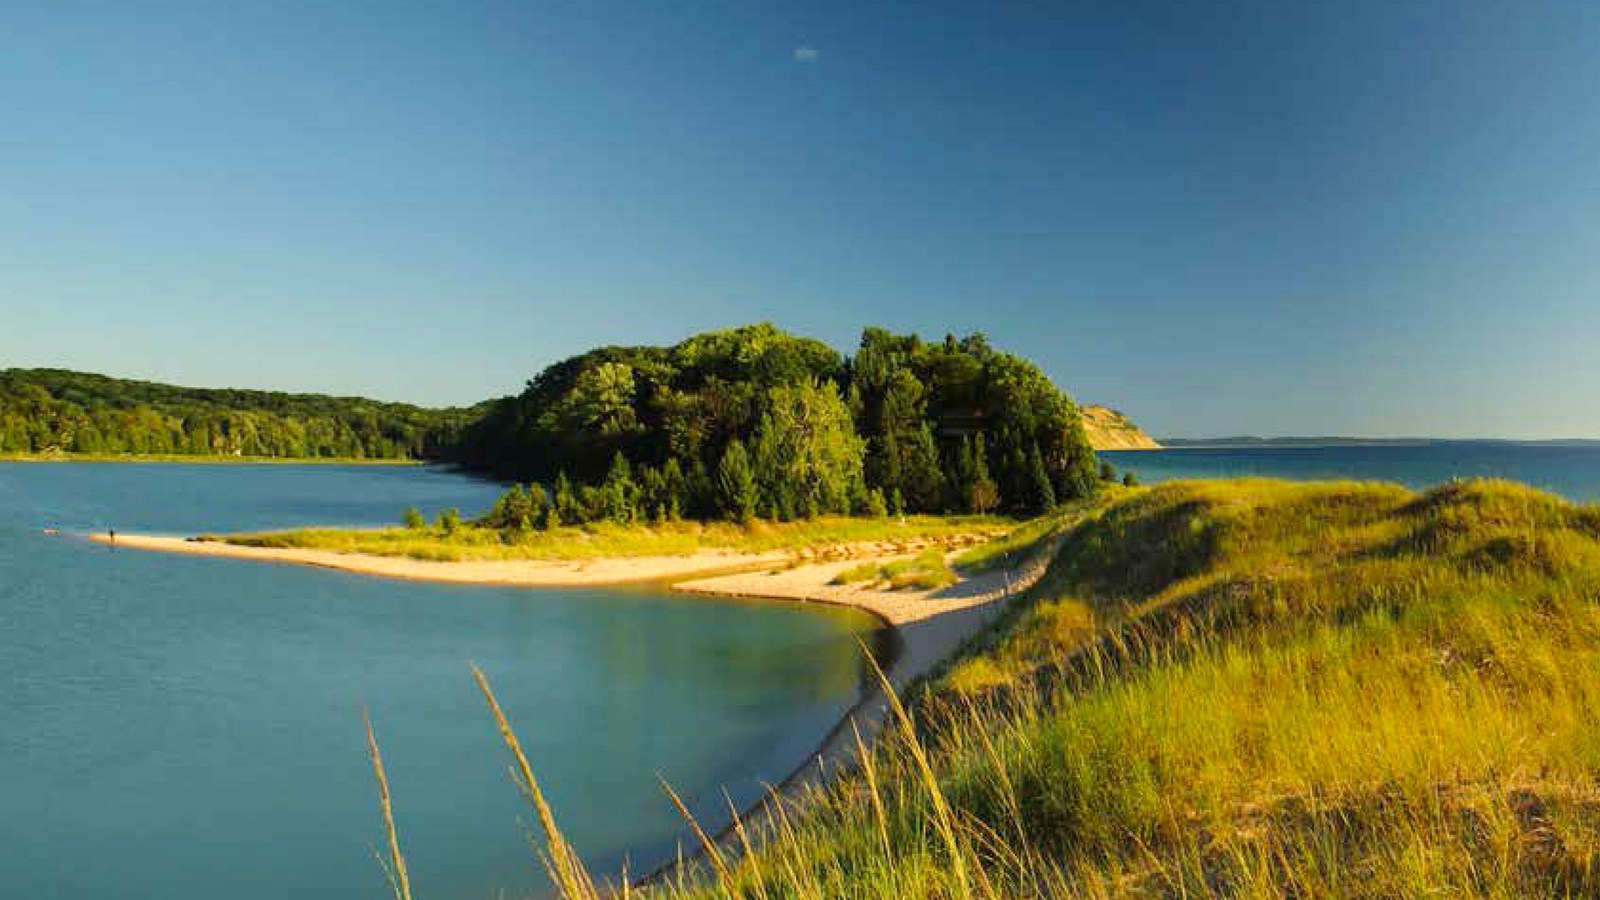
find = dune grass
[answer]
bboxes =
[228,514,1009,562]
[369,477,1600,898]
[829,548,959,591]
[950,488,1126,574]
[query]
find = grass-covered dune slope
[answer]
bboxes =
[498,478,1599,899]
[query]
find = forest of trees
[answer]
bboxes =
[4,325,1100,522]
[451,324,1100,524]
[0,369,475,459]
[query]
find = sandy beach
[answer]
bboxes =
[90,528,1050,678]
[88,532,799,586]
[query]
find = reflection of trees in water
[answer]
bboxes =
[581,598,878,710]
[709,621,880,707]
[859,625,899,697]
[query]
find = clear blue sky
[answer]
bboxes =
[4,1,1599,438]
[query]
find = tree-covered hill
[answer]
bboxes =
[0,368,477,460]
[448,323,1099,519]
[2,325,1102,517]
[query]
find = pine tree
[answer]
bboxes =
[969,433,1000,514]
[1028,442,1057,512]
[553,471,580,525]
[660,458,688,520]
[526,483,549,523]
[601,451,639,523]
[716,439,759,521]
[864,487,889,518]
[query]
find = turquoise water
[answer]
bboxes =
[1103,442,1600,503]
[0,463,874,899]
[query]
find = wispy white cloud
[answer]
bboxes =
[792,46,819,63]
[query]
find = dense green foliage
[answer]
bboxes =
[452,324,1098,521]
[2,325,1099,522]
[0,369,474,459]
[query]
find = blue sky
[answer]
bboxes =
[4,1,1599,438]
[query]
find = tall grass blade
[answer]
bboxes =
[658,774,732,887]
[363,708,413,900]
[856,637,974,900]
[469,662,595,900]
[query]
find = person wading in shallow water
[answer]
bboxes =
[108,528,115,546]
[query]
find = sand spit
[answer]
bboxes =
[86,532,797,587]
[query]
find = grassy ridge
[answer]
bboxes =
[434,477,1600,899]
[226,515,1010,562]
[798,479,1600,897]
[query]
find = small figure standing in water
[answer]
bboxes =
[108,528,116,546]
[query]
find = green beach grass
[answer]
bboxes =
[226,514,1010,562]
[830,548,959,591]
[395,477,1600,899]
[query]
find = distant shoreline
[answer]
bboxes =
[86,532,790,587]
[2,453,424,466]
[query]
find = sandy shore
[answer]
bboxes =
[640,538,1060,885]
[675,553,1035,627]
[87,533,798,586]
[92,524,1049,701]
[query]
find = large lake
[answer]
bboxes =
[1104,442,1600,503]
[0,463,875,899]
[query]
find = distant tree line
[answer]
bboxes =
[0,369,475,459]
[449,323,1100,524]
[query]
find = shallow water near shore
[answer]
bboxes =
[0,463,876,899]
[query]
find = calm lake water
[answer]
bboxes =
[0,463,875,899]
[1103,442,1600,503]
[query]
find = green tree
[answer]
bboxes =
[750,380,864,518]
[639,464,669,522]
[552,471,581,526]
[969,434,1000,514]
[864,487,889,518]
[599,452,639,523]
[716,439,759,521]
[402,506,426,529]
[437,508,462,535]
[483,484,544,530]
[1123,470,1140,488]
[1028,442,1057,511]
[660,457,688,520]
